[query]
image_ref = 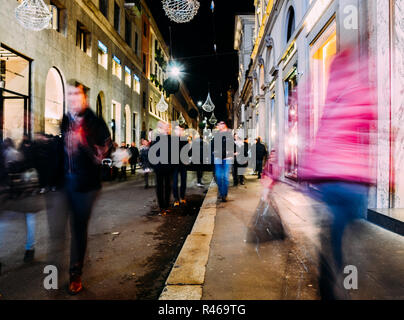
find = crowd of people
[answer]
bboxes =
[0,80,269,296]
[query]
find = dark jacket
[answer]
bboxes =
[255,142,268,162]
[140,146,151,170]
[129,146,139,164]
[61,108,111,192]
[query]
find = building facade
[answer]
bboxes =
[233,15,255,133]
[1,0,146,146]
[235,0,404,218]
[0,0,197,149]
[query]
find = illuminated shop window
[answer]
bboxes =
[112,55,122,79]
[98,41,108,69]
[125,66,131,87]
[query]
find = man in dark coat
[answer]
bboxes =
[255,137,268,179]
[150,122,173,214]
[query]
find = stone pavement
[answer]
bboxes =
[160,175,404,300]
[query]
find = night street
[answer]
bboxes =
[1,0,404,307]
[0,172,210,299]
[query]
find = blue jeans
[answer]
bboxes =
[215,159,231,198]
[315,182,368,271]
[25,213,36,250]
[173,166,187,201]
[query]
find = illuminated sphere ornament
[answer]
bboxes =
[156,93,169,113]
[162,0,200,24]
[202,93,215,113]
[15,0,52,31]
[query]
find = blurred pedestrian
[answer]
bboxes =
[112,142,130,182]
[255,137,268,179]
[61,81,111,295]
[32,133,53,194]
[150,122,173,214]
[301,47,376,300]
[213,121,234,202]
[172,125,189,207]
[129,142,139,175]
[139,139,152,188]
[192,135,210,188]
[18,134,34,171]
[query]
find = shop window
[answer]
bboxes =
[310,22,336,136]
[112,55,122,79]
[0,45,31,143]
[97,40,108,69]
[284,69,298,180]
[125,66,131,87]
[133,74,140,93]
[76,21,91,56]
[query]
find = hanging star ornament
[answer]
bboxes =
[202,92,216,113]
[15,0,52,31]
[209,113,217,125]
[156,93,169,113]
[178,112,186,126]
[162,0,200,24]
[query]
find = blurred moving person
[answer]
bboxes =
[301,47,376,300]
[61,81,111,295]
[112,142,130,182]
[255,137,268,180]
[150,122,173,215]
[213,121,233,202]
[129,142,139,175]
[233,134,248,186]
[140,139,152,189]
[172,125,188,207]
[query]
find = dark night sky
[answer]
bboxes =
[145,0,254,122]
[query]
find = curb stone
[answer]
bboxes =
[159,180,218,300]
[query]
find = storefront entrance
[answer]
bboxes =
[0,45,31,143]
[284,67,298,180]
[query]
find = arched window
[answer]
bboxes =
[286,7,295,43]
[45,67,65,135]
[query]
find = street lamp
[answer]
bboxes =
[167,62,183,79]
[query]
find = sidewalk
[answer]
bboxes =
[160,175,404,300]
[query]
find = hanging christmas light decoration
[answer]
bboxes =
[209,113,217,125]
[15,0,52,31]
[162,0,200,24]
[156,93,169,113]
[178,112,186,126]
[211,0,215,13]
[202,92,216,113]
